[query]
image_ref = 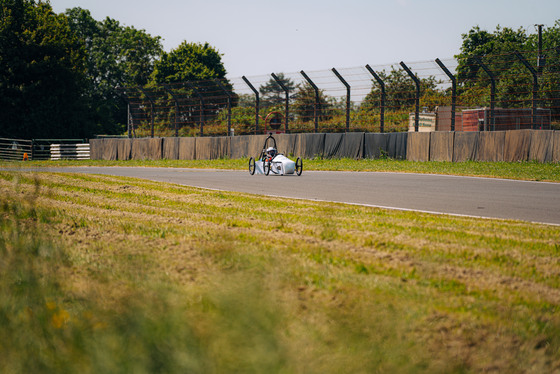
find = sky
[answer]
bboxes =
[49,0,560,80]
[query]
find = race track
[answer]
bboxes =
[20,166,560,225]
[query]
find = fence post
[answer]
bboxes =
[474,56,495,131]
[271,73,290,133]
[399,62,420,132]
[138,87,156,138]
[300,70,319,133]
[215,79,233,136]
[116,88,133,138]
[331,68,351,132]
[515,52,539,130]
[435,58,457,132]
[242,76,260,134]
[163,84,180,137]
[365,64,385,133]
[186,82,205,136]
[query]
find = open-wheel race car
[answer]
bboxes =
[249,134,303,176]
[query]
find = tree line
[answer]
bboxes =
[1,0,559,139]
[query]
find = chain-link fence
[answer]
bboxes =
[117,49,560,138]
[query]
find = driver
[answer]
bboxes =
[265,146,277,161]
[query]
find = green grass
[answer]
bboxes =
[3,157,560,182]
[1,170,559,373]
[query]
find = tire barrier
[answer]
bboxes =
[90,130,559,163]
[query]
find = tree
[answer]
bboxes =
[150,41,234,131]
[0,0,90,139]
[292,82,332,122]
[360,68,438,113]
[65,7,163,135]
[259,73,298,108]
[454,23,560,114]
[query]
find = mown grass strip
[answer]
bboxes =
[1,170,559,373]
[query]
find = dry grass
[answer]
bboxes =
[1,170,559,373]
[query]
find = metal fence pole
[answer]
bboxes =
[186,82,205,136]
[515,52,539,129]
[163,84,180,137]
[215,79,233,136]
[365,64,385,133]
[435,58,457,132]
[331,68,350,132]
[242,76,260,134]
[399,62,420,132]
[271,73,290,133]
[138,87,155,137]
[474,57,495,131]
[300,70,320,133]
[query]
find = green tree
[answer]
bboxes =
[0,0,90,139]
[150,41,234,131]
[360,68,438,113]
[259,73,298,108]
[292,82,332,122]
[65,7,163,135]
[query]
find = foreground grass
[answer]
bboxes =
[4,157,560,182]
[1,170,559,373]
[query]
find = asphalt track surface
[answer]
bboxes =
[15,166,560,226]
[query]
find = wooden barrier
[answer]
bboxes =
[429,132,454,162]
[406,132,430,161]
[89,130,558,163]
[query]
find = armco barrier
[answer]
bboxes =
[406,132,430,161]
[429,132,454,162]
[504,130,531,162]
[529,130,554,163]
[453,132,478,162]
[90,130,557,163]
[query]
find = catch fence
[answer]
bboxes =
[117,48,560,138]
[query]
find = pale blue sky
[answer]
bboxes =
[49,0,560,79]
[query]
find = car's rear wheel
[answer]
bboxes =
[295,157,303,176]
[249,157,256,175]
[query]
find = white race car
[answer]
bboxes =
[249,134,303,176]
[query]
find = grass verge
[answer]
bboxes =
[3,157,559,182]
[1,170,559,373]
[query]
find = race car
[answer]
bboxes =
[249,134,303,176]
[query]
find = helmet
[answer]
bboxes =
[266,146,277,158]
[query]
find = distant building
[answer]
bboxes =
[409,106,551,132]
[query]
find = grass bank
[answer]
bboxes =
[4,157,560,182]
[1,170,559,373]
